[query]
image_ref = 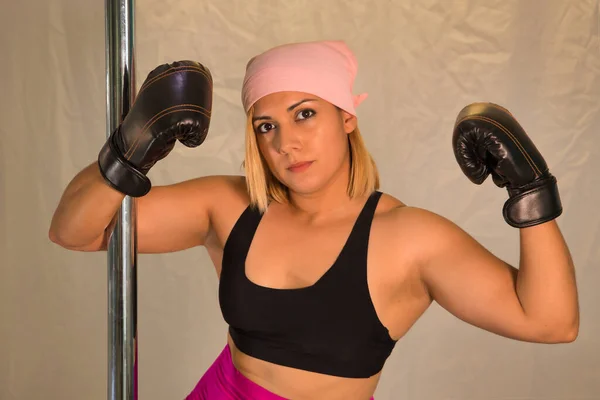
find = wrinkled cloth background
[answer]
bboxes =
[1,0,599,399]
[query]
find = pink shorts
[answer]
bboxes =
[186,344,375,400]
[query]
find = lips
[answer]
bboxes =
[287,161,313,172]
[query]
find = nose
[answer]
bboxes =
[274,124,301,154]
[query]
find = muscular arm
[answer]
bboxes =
[402,207,579,343]
[49,162,125,251]
[50,60,214,252]
[516,220,578,339]
[49,161,237,253]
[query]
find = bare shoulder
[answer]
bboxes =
[202,174,248,202]
[383,203,456,232]
[179,174,247,195]
[373,194,474,267]
[374,191,406,213]
[385,204,468,247]
[374,190,458,234]
[198,175,251,248]
[127,175,249,254]
[147,174,248,215]
[207,174,249,207]
[180,173,250,221]
[381,201,497,289]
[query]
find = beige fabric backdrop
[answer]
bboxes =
[1,0,599,399]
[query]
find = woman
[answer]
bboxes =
[49,41,579,400]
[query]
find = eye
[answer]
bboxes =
[256,122,276,134]
[296,109,315,120]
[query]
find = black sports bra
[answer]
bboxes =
[219,191,397,378]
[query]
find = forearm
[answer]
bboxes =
[516,220,579,340]
[49,162,125,248]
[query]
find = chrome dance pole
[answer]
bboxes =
[104,0,137,399]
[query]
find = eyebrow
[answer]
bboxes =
[252,98,317,123]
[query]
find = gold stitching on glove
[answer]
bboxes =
[126,66,213,109]
[139,66,213,95]
[123,104,211,159]
[456,115,542,177]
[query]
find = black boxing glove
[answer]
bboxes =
[452,102,562,228]
[98,61,212,197]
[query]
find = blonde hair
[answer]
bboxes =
[243,106,380,212]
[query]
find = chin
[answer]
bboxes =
[278,172,324,195]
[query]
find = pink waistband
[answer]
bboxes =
[186,343,375,400]
[186,344,287,400]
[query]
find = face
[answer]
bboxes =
[252,91,357,195]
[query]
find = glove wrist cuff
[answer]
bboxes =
[503,175,562,228]
[98,129,151,197]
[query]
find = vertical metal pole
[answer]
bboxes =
[105,1,137,399]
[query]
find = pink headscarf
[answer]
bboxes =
[241,40,368,116]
